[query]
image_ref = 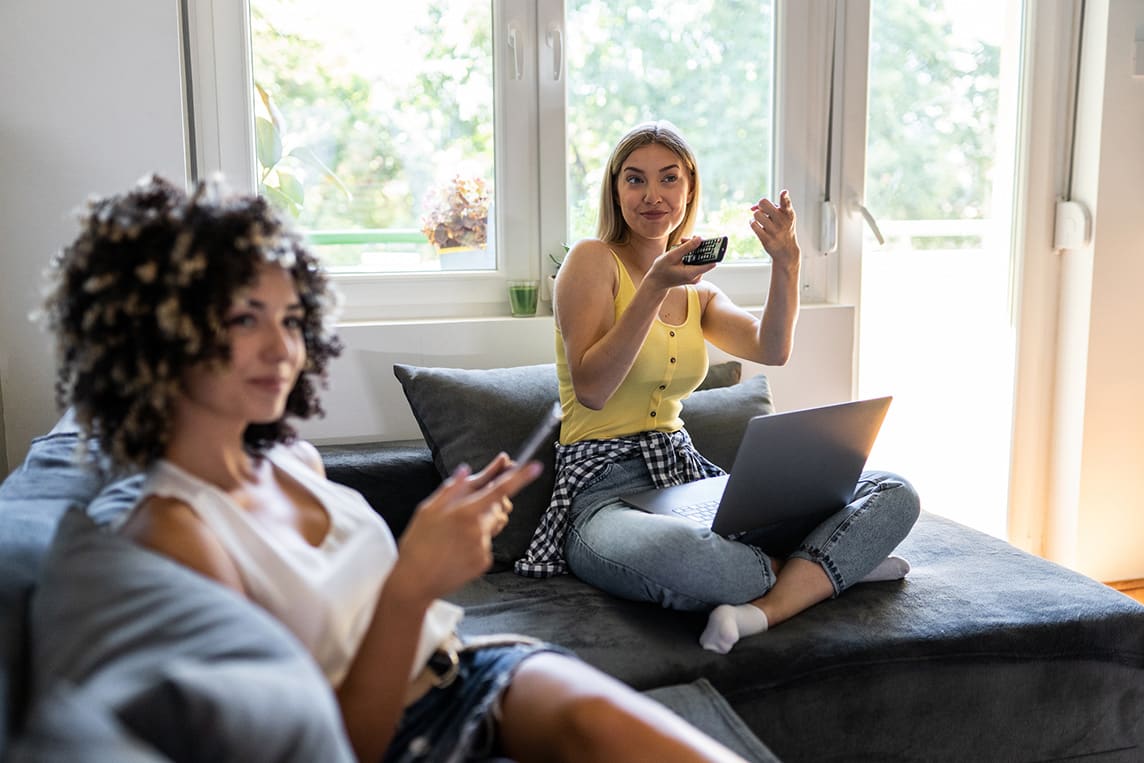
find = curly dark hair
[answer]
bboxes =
[43,174,343,470]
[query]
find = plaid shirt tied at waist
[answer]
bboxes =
[514,428,725,577]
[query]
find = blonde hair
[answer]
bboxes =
[596,120,701,248]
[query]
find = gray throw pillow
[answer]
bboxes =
[681,372,774,470]
[8,684,168,763]
[29,508,355,763]
[695,360,742,391]
[394,363,560,569]
[392,362,772,567]
[0,412,141,756]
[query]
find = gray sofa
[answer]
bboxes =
[343,362,1144,762]
[0,393,774,759]
[2,362,1142,761]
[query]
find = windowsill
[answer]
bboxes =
[339,312,554,329]
[336,301,848,330]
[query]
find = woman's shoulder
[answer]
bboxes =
[273,439,326,477]
[566,237,617,259]
[119,492,245,590]
[561,239,622,279]
[125,492,199,533]
[693,277,725,309]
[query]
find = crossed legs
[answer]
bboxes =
[701,471,920,653]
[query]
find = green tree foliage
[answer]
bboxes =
[251,0,999,260]
[565,0,773,253]
[866,0,1000,223]
[251,1,492,247]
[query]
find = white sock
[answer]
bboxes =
[858,555,911,583]
[699,604,768,654]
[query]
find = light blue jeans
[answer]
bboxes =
[564,456,920,612]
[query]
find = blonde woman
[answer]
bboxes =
[517,121,920,654]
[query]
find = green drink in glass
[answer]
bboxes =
[507,280,539,317]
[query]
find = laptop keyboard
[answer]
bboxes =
[671,498,720,523]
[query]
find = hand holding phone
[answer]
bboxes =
[512,401,563,466]
[681,236,728,265]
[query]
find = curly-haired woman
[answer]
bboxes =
[43,175,749,763]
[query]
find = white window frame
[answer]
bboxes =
[182,0,840,322]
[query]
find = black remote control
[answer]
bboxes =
[681,236,728,265]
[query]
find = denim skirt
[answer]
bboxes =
[382,641,566,763]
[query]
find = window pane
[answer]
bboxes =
[564,0,774,261]
[250,0,495,273]
[859,0,1022,538]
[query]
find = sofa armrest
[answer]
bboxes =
[318,440,440,538]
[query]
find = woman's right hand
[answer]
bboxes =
[644,236,717,291]
[388,459,542,606]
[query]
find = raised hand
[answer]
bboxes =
[750,190,800,269]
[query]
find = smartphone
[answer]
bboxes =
[511,401,563,465]
[681,236,728,265]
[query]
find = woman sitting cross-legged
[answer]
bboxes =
[515,120,921,654]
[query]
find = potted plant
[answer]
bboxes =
[546,245,569,302]
[420,175,490,263]
[254,83,349,218]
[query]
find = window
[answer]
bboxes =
[186,1,1073,540]
[185,0,792,320]
[250,1,497,274]
[851,0,1026,538]
[562,1,774,261]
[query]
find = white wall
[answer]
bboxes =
[299,305,855,445]
[0,1,187,470]
[1042,0,1144,582]
[0,378,6,475]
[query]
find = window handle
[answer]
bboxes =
[855,202,886,246]
[546,25,564,81]
[507,25,523,80]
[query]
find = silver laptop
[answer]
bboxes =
[621,396,892,546]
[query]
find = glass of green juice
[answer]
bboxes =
[507,279,539,317]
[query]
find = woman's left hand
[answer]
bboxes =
[466,453,515,538]
[489,497,513,537]
[750,190,800,271]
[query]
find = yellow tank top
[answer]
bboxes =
[556,250,708,444]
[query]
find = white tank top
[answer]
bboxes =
[127,444,463,687]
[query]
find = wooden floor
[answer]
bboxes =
[1106,579,1144,605]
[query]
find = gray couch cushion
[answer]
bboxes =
[694,360,742,391]
[392,362,561,568]
[28,508,354,762]
[644,679,779,763]
[679,372,773,471]
[0,415,138,752]
[449,511,1144,761]
[317,439,439,538]
[7,684,167,763]
[393,362,772,567]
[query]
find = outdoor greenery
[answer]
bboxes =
[563,0,773,255]
[867,0,1000,248]
[250,0,999,267]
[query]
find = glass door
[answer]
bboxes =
[856,0,1025,538]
